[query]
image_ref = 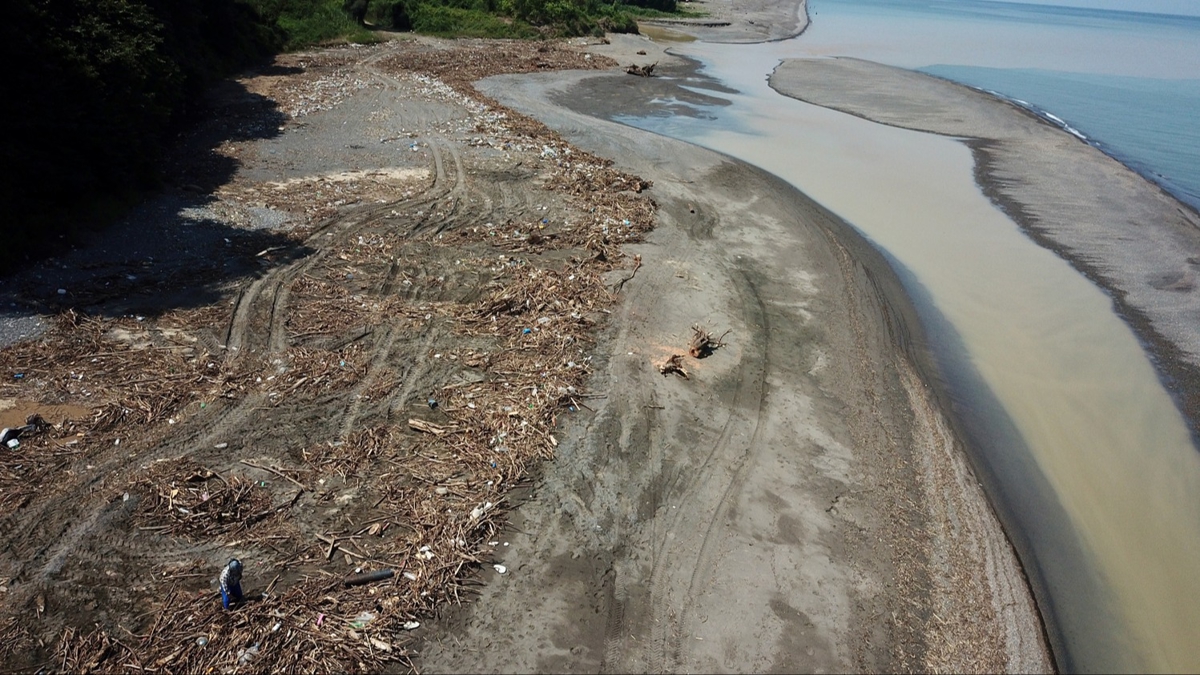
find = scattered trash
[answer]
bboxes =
[213,442,228,449]
[12,373,23,380]
[470,501,495,520]
[427,398,438,409]
[350,611,376,629]
[402,621,420,631]
[493,564,507,574]
[316,613,325,627]
[195,636,209,647]
[343,569,395,587]
[57,289,67,295]
[522,327,531,334]
[219,558,245,610]
[1,415,49,449]
[237,643,259,665]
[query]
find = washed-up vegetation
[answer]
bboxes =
[0,37,659,672]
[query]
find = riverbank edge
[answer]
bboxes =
[412,31,1052,668]
[580,4,1054,669]
[638,0,811,43]
[767,54,1200,672]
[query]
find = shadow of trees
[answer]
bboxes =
[0,74,313,321]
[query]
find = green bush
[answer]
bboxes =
[250,0,376,48]
[411,4,536,37]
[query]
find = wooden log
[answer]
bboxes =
[658,354,690,379]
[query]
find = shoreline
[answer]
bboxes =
[769,58,1200,447]
[637,0,810,43]
[415,32,1051,672]
[768,56,1200,672]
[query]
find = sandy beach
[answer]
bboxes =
[417,31,1052,675]
[0,3,1103,673]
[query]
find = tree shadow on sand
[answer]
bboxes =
[0,74,315,333]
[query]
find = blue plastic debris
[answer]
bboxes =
[220,559,245,610]
[522,328,531,335]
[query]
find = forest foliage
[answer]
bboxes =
[3,0,684,265]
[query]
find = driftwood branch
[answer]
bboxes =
[408,418,449,436]
[613,254,643,293]
[657,354,690,379]
[688,325,729,359]
[626,62,657,77]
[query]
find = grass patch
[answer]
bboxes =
[411,6,538,38]
[255,0,381,48]
[616,2,708,19]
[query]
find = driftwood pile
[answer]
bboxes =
[0,39,660,674]
[658,354,690,379]
[658,325,729,379]
[689,324,729,359]
[625,62,657,77]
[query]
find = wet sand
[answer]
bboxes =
[416,35,1051,673]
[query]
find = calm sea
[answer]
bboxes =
[798,0,1200,212]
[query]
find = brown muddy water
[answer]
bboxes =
[617,42,1200,672]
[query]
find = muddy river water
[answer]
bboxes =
[617,37,1200,672]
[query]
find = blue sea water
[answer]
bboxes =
[921,66,1200,210]
[800,0,1200,212]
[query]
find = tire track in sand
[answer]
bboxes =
[0,121,454,617]
[644,264,770,674]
